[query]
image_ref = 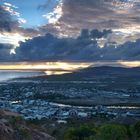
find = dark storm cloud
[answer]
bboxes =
[0,6,19,32]
[61,0,140,28]
[1,0,140,62]
[0,5,39,37]
[14,29,140,61]
[14,29,109,61]
[40,0,140,38]
[0,43,13,61]
[101,39,140,60]
[90,29,112,39]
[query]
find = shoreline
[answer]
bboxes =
[51,99,140,107]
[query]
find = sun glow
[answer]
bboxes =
[0,61,140,76]
[117,61,140,67]
[0,62,92,71]
[0,33,28,54]
[0,33,27,46]
[44,70,71,75]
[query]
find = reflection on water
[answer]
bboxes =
[44,70,72,75]
[0,70,44,82]
[0,62,92,81]
[107,106,140,109]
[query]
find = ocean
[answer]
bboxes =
[0,70,44,82]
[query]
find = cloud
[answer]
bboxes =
[78,29,112,39]
[12,29,136,61]
[4,2,18,9]
[101,39,140,60]
[39,0,140,44]
[0,28,140,62]
[14,30,102,61]
[1,0,140,62]
[0,3,27,30]
[0,5,19,32]
[60,0,140,30]
[42,0,63,24]
[0,43,13,61]
[0,4,39,47]
[13,28,140,61]
[0,4,35,35]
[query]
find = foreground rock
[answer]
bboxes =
[0,109,55,140]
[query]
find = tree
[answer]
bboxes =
[64,125,96,140]
[99,124,128,140]
[133,121,140,139]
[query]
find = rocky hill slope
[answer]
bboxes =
[0,109,55,140]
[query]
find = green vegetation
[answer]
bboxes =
[18,127,31,140]
[99,124,128,140]
[56,121,140,140]
[64,125,96,140]
[9,116,24,125]
[27,119,140,140]
[132,121,140,140]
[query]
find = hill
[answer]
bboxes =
[0,109,55,140]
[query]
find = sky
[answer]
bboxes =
[0,0,140,62]
[0,0,59,27]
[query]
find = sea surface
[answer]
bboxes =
[0,70,45,82]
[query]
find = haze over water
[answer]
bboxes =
[0,61,140,82]
[0,70,45,82]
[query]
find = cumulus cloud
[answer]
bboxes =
[79,29,112,39]
[0,0,140,62]
[14,29,140,61]
[42,0,63,24]
[0,3,27,31]
[0,43,13,61]
[0,28,140,62]
[0,5,18,32]
[14,29,103,61]
[0,4,39,48]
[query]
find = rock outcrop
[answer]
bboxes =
[0,109,55,140]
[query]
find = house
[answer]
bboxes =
[69,109,78,118]
[78,112,88,118]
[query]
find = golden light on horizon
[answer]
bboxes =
[0,62,92,71]
[117,61,140,67]
[44,70,72,75]
[0,61,140,76]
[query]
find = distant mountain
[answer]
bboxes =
[76,66,140,76]
[45,66,140,80]
[16,66,140,81]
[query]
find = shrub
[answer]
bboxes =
[99,124,128,140]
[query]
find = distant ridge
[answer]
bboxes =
[14,65,140,81]
[72,65,140,77]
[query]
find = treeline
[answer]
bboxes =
[64,121,140,140]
